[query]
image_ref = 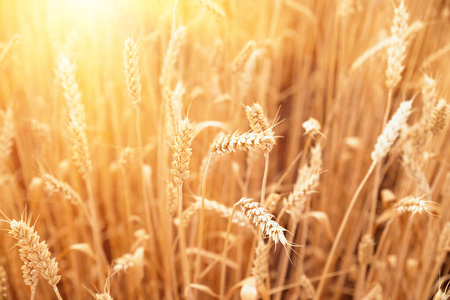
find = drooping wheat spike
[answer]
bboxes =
[42,172,83,205]
[8,213,62,299]
[211,131,275,155]
[237,197,289,247]
[421,75,438,125]
[232,41,256,74]
[245,103,270,133]
[386,1,409,90]
[58,54,92,180]
[428,99,448,135]
[0,107,14,165]
[199,0,226,19]
[0,265,7,300]
[170,118,194,185]
[299,274,316,299]
[160,26,186,102]
[251,241,269,292]
[124,37,141,110]
[180,198,250,228]
[358,234,374,265]
[371,100,413,163]
[394,196,431,215]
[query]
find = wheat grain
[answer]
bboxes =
[0,265,7,300]
[371,100,413,163]
[8,213,62,299]
[42,172,83,205]
[170,118,194,185]
[237,197,289,247]
[124,37,141,110]
[211,131,275,155]
[429,99,448,135]
[232,41,256,73]
[0,107,14,165]
[386,1,409,89]
[245,103,270,133]
[199,0,226,19]
[251,241,269,290]
[394,196,431,215]
[299,274,316,299]
[358,234,374,265]
[179,198,250,228]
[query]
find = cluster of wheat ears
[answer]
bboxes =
[0,0,449,299]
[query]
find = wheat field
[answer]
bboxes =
[0,0,449,299]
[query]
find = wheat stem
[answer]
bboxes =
[315,162,375,299]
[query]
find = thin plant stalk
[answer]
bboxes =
[261,153,269,206]
[194,153,212,282]
[220,203,238,298]
[315,162,376,299]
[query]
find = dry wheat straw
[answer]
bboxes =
[0,107,14,165]
[232,41,256,73]
[8,214,62,300]
[429,99,448,134]
[124,37,141,110]
[371,100,413,163]
[41,172,83,205]
[386,1,409,89]
[0,265,7,300]
[211,131,275,155]
[170,118,194,185]
[237,197,289,247]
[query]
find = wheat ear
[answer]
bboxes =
[237,197,290,247]
[0,265,7,300]
[428,99,448,135]
[0,107,14,167]
[8,213,63,300]
[211,131,276,155]
[124,37,141,110]
[198,0,226,19]
[232,41,256,73]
